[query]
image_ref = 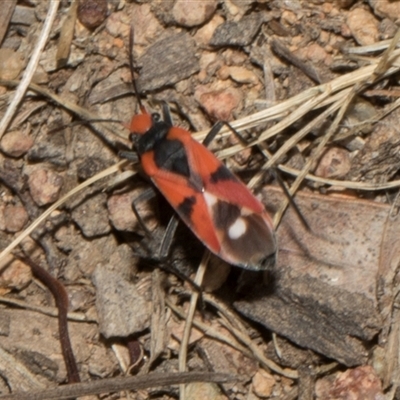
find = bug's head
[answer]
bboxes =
[129,106,152,136]
[129,109,162,135]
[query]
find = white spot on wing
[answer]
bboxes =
[240,207,252,216]
[204,191,217,207]
[228,217,247,240]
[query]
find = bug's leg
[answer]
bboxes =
[157,214,179,260]
[139,213,203,294]
[131,187,158,238]
[202,121,224,147]
[272,168,311,231]
[119,150,139,163]
[203,121,250,148]
[161,101,174,127]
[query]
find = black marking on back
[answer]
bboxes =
[210,165,238,184]
[178,196,196,219]
[213,200,241,230]
[154,139,191,178]
[136,120,170,155]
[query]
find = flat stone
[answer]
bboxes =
[137,32,199,92]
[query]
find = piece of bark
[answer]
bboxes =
[0,0,17,45]
[136,32,199,92]
[210,13,267,47]
[0,346,46,394]
[235,187,394,366]
[347,106,400,182]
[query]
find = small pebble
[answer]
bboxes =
[316,365,383,400]
[252,369,276,398]
[78,0,108,30]
[0,258,32,294]
[0,131,34,158]
[346,8,379,46]
[3,205,29,232]
[226,66,259,84]
[28,169,64,206]
[196,86,242,121]
[0,49,24,80]
[71,193,111,238]
[173,0,217,27]
[370,0,400,22]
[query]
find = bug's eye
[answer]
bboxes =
[152,113,161,122]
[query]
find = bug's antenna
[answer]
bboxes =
[129,26,144,113]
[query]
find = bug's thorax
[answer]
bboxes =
[130,112,192,180]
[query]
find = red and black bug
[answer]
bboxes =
[126,33,277,271]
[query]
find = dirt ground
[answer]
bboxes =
[0,0,400,399]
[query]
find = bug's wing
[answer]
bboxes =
[141,151,222,256]
[184,137,277,270]
[141,132,277,270]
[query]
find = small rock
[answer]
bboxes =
[87,343,117,378]
[196,85,242,121]
[281,10,298,25]
[225,0,254,18]
[93,265,151,338]
[315,147,351,179]
[198,51,220,83]
[71,192,111,237]
[11,5,36,26]
[172,0,217,27]
[128,3,163,46]
[369,0,400,22]
[107,190,158,233]
[0,49,24,80]
[0,258,32,295]
[210,13,265,47]
[226,66,259,85]
[55,227,119,279]
[194,14,224,46]
[28,168,64,206]
[222,48,248,65]
[217,65,230,80]
[346,8,379,46]
[185,382,226,400]
[306,43,329,64]
[78,0,108,30]
[252,369,276,398]
[0,131,34,158]
[379,18,398,40]
[3,205,29,233]
[316,365,383,400]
